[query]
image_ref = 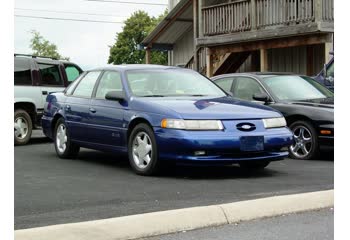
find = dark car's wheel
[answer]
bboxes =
[128,123,160,176]
[14,109,33,145]
[289,120,319,160]
[54,118,80,159]
[239,161,270,170]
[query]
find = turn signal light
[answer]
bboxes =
[320,130,332,135]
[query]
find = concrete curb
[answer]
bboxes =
[15,190,333,240]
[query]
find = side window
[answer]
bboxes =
[65,73,85,95]
[65,65,81,82]
[95,71,122,99]
[38,63,63,86]
[72,71,101,98]
[233,77,265,101]
[215,77,234,93]
[14,58,32,85]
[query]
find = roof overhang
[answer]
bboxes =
[140,0,193,51]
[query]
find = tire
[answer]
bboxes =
[14,109,33,145]
[289,120,319,160]
[128,123,160,176]
[239,161,270,170]
[54,118,80,159]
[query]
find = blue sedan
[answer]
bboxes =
[42,65,293,175]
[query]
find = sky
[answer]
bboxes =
[14,0,168,70]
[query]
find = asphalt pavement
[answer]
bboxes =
[142,208,334,240]
[15,132,334,230]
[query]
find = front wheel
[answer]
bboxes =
[289,121,319,160]
[239,161,270,170]
[54,118,80,159]
[128,123,160,176]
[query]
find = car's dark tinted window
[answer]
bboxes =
[233,77,265,101]
[14,58,32,85]
[95,71,122,99]
[65,65,81,82]
[215,77,234,93]
[72,71,100,98]
[38,63,63,86]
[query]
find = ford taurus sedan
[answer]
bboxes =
[212,73,334,160]
[42,65,293,175]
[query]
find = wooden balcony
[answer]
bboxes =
[199,0,333,46]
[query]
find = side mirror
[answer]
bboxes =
[105,91,126,101]
[253,93,270,104]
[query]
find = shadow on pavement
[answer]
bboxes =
[75,150,282,180]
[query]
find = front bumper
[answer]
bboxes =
[154,125,293,164]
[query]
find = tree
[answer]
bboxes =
[108,10,168,65]
[30,30,69,60]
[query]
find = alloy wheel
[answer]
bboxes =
[14,117,29,140]
[56,124,68,153]
[289,126,312,158]
[132,131,153,169]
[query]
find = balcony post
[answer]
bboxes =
[206,47,213,77]
[193,0,199,71]
[260,48,268,72]
[145,48,151,64]
[315,0,323,22]
[251,0,257,30]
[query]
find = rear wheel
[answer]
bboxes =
[14,109,32,145]
[54,118,80,158]
[239,161,270,170]
[128,123,160,176]
[289,121,319,160]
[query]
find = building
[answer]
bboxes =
[141,0,334,77]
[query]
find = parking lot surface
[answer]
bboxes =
[15,135,333,230]
[143,209,334,240]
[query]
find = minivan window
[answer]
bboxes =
[14,58,32,85]
[72,71,100,98]
[38,63,63,86]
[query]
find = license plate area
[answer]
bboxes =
[240,136,264,152]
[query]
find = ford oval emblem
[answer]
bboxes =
[236,122,256,132]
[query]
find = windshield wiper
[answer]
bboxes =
[141,94,165,97]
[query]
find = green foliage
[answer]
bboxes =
[30,30,69,60]
[108,10,168,65]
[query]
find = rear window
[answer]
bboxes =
[38,63,64,86]
[14,58,32,85]
[65,65,81,82]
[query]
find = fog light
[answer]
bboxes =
[320,130,332,135]
[194,151,206,156]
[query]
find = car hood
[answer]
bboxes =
[286,97,334,109]
[140,97,282,120]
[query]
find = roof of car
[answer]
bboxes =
[211,72,299,79]
[89,64,182,72]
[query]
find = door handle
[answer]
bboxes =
[89,108,96,113]
[42,91,48,95]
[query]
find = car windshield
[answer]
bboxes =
[262,75,334,101]
[126,69,226,97]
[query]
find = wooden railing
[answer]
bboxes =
[202,0,334,36]
[202,0,251,36]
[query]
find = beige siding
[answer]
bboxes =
[172,27,194,66]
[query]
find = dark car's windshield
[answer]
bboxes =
[126,69,226,97]
[262,75,334,101]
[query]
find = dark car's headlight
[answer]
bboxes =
[263,117,287,129]
[161,119,224,130]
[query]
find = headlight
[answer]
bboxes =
[161,119,224,130]
[263,117,287,129]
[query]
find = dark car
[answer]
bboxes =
[14,54,83,145]
[41,65,293,175]
[314,54,334,92]
[212,73,334,160]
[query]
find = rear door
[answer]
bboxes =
[88,71,127,147]
[65,71,101,142]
